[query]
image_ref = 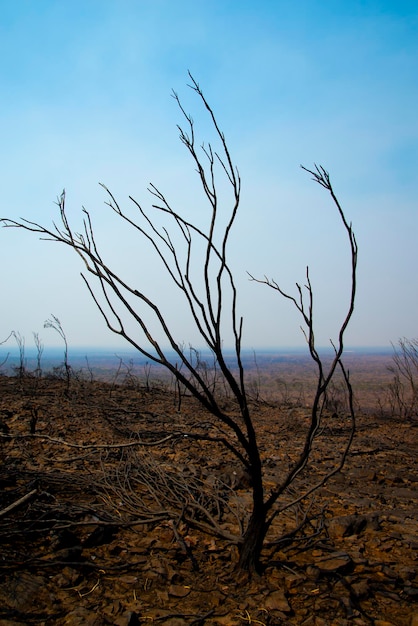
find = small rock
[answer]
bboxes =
[404,586,418,599]
[399,566,417,581]
[114,611,140,626]
[168,584,191,597]
[327,513,380,538]
[264,589,291,613]
[284,573,304,590]
[351,579,369,598]
[352,468,377,482]
[316,551,353,573]
[117,575,138,584]
[214,616,241,626]
[390,486,417,500]
[62,607,104,625]
[0,573,52,612]
[103,600,124,617]
[305,565,321,580]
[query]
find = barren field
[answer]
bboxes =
[0,352,417,625]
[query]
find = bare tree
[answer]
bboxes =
[44,315,72,393]
[0,332,13,372]
[387,337,418,419]
[11,330,26,379]
[1,74,357,571]
[33,331,44,378]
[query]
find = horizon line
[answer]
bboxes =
[0,344,395,355]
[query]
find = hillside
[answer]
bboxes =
[0,372,417,625]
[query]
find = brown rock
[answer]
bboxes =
[327,513,380,538]
[114,611,140,626]
[306,565,321,580]
[284,573,304,590]
[316,551,353,573]
[141,609,188,625]
[351,579,369,598]
[0,573,52,613]
[215,616,242,626]
[62,607,105,625]
[264,589,291,613]
[168,584,191,597]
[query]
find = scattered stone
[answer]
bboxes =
[351,468,377,482]
[103,599,124,618]
[213,615,241,626]
[398,566,417,581]
[327,513,380,538]
[0,573,52,613]
[305,565,321,580]
[113,611,141,626]
[62,607,104,625]
[264,589,291,613]
[168,584,191,597]
[284,573,304,590]
[389,486,417,501]
[117,575,139,584]
[351,579,369,598]
[82,524,117,547]
[403,586,418,599]
[215,465,252,489]
[315,551,353,573]
[51,566,81,587]
[141,609,189,625]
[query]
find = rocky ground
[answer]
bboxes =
[0,373,417,625]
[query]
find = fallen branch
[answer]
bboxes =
[149,610,215,624]
[168,517,200,571]
[0,432,174,449]
[0,488,38,518]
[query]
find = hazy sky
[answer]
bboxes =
[1,0,417,353]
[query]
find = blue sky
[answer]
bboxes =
[1,0,417,352]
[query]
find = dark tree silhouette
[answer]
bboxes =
[1,74,357,571]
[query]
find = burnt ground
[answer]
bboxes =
[0,371,417,626]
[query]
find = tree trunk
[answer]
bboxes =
[238,506,267,572]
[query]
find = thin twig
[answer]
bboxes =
[0,489,38,518]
